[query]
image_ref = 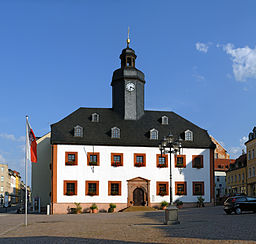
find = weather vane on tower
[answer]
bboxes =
[127,27,130,48]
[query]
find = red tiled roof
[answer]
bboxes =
[214,158,235,171]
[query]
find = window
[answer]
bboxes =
[185,130,193,141]
[192,155,203,168]
[242,173,244,182]
[175,182,187,195]
[253,167,255,177]
[228,176,230,184]
[175,155,186,168]
[217,177,220,182]
[231,176,233,183]
[108,181,121,196]
[65,152,78,166]
[161,116,168,125]
[134,153,146,167]
[249,168,252,178]
[74,125,83,137]
[87,152,100,166]
[64,181,77,196]
[1,176,3,182]
[235,175,237,182]
[215,153,218,159]
[0,186,3,192]
[156,154,168,168]
[111,127,120,139]
[249,133,254,140]
[238,174,241,182]
[156,182,169,196]
[150,129,158,140]
[1,167,3,173]
[86,181,99,196]
[91,113,99,122]
[193,182,204,195]
[248,151,251,160]
[111,153,123,167]
[253,149,255,159]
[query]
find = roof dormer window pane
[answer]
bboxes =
[185,130,193,141]
[161,116,168,125]
[74,125,83,137]
[111,127,120,139]
[92,113,99,122]
[150,129,158,140]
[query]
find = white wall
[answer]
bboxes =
[56,145,211,203]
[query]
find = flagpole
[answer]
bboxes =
[25,115,28,226]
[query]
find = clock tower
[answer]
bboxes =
[111,35,145,120]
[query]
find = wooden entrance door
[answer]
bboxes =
[133,188,144,206]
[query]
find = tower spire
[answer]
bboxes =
[127,27,130,47]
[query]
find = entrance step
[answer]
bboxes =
[120,206,156,212]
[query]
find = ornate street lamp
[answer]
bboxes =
[159,132,182,225]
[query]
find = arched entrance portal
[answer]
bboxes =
[127,177,151,207]
[133,188,144,206]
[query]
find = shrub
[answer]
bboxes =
[174,199,183,206]
[109,203,116,209]
[160,201,169,208]
[90,203,98,210]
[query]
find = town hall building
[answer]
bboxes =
[33,38,215,214]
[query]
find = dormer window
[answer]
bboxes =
[150,129,158,140]
[74,125,83,137]
[185,130,193,141]
[111,127,120,139]
[161,116,168,125]
[92,113,99,122]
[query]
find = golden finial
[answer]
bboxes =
[127,27,130,47]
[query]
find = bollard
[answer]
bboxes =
[47,204,50,215]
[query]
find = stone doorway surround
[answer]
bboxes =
[127,177,150,207]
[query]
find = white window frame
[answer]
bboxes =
[74,125,83,137]
[92,113,99,122]
[111,127,120,139]
[161,116,168,125]
[185,130,193,141]
[150,129,158,140]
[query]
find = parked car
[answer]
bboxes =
[224,196,256,214]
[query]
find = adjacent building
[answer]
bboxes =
[35,40,216,214]
[0,163,9,204]
[245,127,256,196]
[226,154,247,195]
[210,136,235,203]
[32,132,51,209]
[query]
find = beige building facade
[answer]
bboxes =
[245,127,256,196]
[32,132,51,209]
[226,154,247,195]
[0,163,9,203]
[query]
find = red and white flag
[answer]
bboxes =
[26,118,37,163]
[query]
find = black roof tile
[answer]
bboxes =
[51,108,215,149]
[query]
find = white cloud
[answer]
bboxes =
[0,133,25,142]
[229,136,248,159]
[195,42,209,53]
[192,66,205,81]
[0,154,6,163]
[223,43,256,82]
[239,136,248,146]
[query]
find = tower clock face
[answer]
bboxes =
[126,82,135,92]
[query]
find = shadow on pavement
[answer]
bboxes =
[0,236,155,244]
[141,206,256,242]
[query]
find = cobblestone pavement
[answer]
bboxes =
[0,206,255,243]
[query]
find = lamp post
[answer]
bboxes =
[159,132,182,225]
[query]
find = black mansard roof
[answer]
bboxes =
[51,108,215,149]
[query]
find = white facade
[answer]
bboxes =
[56,144,211,204]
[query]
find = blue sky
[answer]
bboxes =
[0,0,256,183]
